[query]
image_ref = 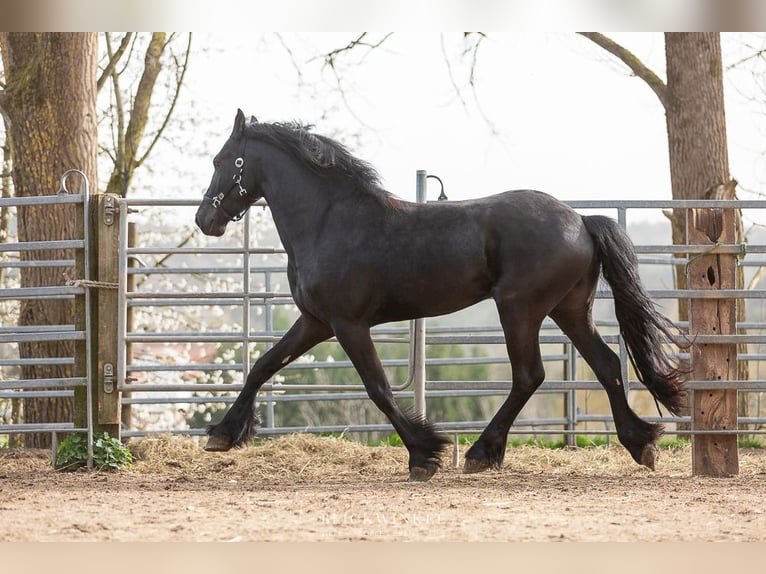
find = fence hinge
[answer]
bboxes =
[103,195,116,226]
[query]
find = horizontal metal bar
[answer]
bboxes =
[0,390,74,399]
[0,324,76,333]
[0,286,83,300]
[0,378,86,390]
[124,197,267,208]
[0,260,75,268]
[127,246,285,255]
[0,423,86,434]
[0,239,84,252]
[127,265,288,275]
[565,199,766,209]
[0,358,74,367]
[0,194,84,207]
[0,331,85,344]
[127,290,293,300]
[647,289,766,299]
[633,244,760,254]
[126,298,296,308]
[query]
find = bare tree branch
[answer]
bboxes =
[440,34,468,108]
[97,32,133,92]
[274,33,305,85]
[106,32,167,196]
[463,32,487,89]
[439,33,503,141]
[311,32,393,69]
[105,32,126,171]
[577,32,668,109]
[136,33,192,168]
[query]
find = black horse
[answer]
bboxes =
[195,110,687,481]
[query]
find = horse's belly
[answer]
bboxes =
[374,270,492,324]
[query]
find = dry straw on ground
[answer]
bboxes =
[126,433,766,480]
[129,433,409,482]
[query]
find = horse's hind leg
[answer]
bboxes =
[550,304,663,470]
[332,319,450,481]
[464,300,546,473]
[205,314,333,451]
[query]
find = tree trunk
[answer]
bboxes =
[664,33,730,201]
[665,33,733,292]
[664,33,741,474]
[0,33,98,447]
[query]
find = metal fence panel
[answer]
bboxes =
[0,173,94,465]
[114,188,766,447]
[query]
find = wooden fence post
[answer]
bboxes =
[687,206,739,476]
[89,193,121,439]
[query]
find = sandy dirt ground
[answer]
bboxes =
[2,434,766,542]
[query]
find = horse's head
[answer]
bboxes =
[195,109,261,237]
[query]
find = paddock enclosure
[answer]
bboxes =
[4,170,766,479]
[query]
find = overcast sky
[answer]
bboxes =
[168,32,765,225]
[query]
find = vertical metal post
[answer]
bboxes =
[564,343,577,447]
[264,271,275,429]
[243,210,251,376]
[617,208,631,403]
[117,198,129,408]
[121,221,137,429]
[413,170,428,419]
[59,169,93,469]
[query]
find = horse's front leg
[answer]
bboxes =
[205,314,332,451]
[332,320,450,481]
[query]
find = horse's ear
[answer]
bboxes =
[250,115,258,124]
[232,109,246,137]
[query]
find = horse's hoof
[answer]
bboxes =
[640,443,659,471]
[408,466,437,482]
[204,435,233,452]
[463,457,491,474]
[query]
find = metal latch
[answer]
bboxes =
[103,362,114,394]
[104,195,116,226]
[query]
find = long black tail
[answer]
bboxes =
[582,215,688,415]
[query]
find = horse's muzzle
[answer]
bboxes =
[195,206,227,237]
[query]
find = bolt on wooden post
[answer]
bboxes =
[686,206,739,476]
[90,193,122,438]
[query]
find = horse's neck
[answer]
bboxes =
[261,173,331,256]
[255,142,386,254]
[262,172,382,259]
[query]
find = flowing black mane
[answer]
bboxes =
[244,120,387,197]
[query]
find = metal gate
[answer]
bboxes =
[0,171,94,465]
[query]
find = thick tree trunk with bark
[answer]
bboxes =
[665,34,741,475]
[0,33,98,447]
[665,33,730,201]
